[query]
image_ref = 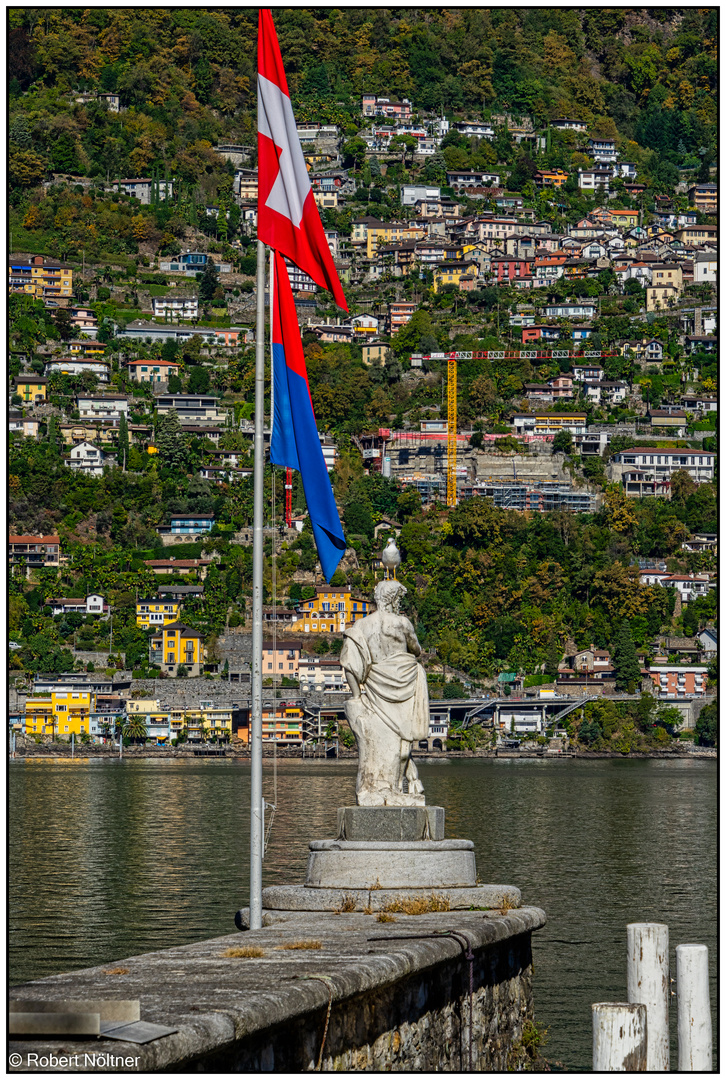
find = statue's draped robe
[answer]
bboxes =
[340,621,429,744]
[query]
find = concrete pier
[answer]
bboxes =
[10,907,545,1072]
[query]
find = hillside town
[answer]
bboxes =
[8,8,717,755]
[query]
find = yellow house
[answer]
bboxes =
[366,223,426,258]
[606,209,639,228]
[432,262,478,293]
[14,376,48,403]
[136,597,181,629]
[290,587,371,634]
[25,691,93,739]
[149,622,205,675]
[9,255,73,300]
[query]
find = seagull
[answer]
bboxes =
[381,537,401,580]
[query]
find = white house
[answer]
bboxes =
[151,295,199,320]
[45,358,110,383]
[48,594,107,616]
[75,394,129,420]
[609,447,715,486]
[65,441,114,476]
[693,253,717,284]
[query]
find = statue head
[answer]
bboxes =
[374,579,407,614]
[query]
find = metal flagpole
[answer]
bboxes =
[249,239,267,930]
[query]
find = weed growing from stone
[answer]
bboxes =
[376,912,397,923]
[222,946,266,958]
[337,894,357,913]
[103,967,130,975]
[274,940,322,950]
[382,894,451,915]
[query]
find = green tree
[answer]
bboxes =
[54,309,75,341]
[118,413,129,470]
[198,259,219,303]
[155,410,190,472]
[552,429,573,454]
[694,701,717,747]
[188,366,211,394]
[612,620,641,692]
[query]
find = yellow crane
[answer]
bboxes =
[446,356,457,507]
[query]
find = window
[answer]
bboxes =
[267,663,272,670]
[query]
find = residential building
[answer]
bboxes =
[362,343,389,366]
[609,447,715,488]
[446,170,501,188]
[262,639,302,679]
[113,177,173,203]
[453,121,495,139]
[155,394,222,424]
[8,254,73,300]
[65,440,114,476]
[136,597,182,629]
[648,665,709,699]
[76,394,129,420]
[68,339,107,356]
[577,169,610,192]
[646,283,680,312]
[13,375,48,404]
[361,94,412,119]
[693,253,717,284]
[69,306,98,335]
[125,359,181,384]
[534,168,568,188]
[400,184,441,207]
[117,320,248,347]
[584,380,628,405]
[9,534,61,570]
[149,622,205,676]
[685,335,718,355]
[649,410,688,435]
[551,117,587,131]
[697,628,718,657]
[151,295,199,320]
[48,594,107,617]
[158,251,232,274]
[673,224,717,247]
[290,587,372,634]
[657,574,714,604]
[650,263,683,292]
[8,413,40,438]
[687,184,717,214]
[25,690,93,739]
[388,301,417,334]
[261,701,306,745]
[44,357,110,382]
[143,558,213,578]
[680,393,717,413]
[572,363,604,383]
[159,515,215,536]
[512,413,587,437]
[298,658,347,693]
[543,302,597,320]
[588,138,617,163]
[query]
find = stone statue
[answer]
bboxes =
[340,579,429,807]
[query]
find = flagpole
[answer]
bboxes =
[249,238,267,930]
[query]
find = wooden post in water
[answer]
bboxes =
[676,944,712,1071]
[627,922,669,1070]
[592,1003,647,1071]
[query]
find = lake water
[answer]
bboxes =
[9,756,717,1071]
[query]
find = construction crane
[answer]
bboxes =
[447,356,457,508]
[430,348,617,510]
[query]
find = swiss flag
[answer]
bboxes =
[257,9,348,311]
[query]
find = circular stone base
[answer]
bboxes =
[263,883,521,913]
[305,839,476,890]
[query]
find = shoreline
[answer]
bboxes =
[10,746,717,761]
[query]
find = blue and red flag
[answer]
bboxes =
[270,252,346,582]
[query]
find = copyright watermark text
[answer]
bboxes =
[9,1053,140,1069]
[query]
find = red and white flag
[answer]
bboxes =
[257,9,348,311]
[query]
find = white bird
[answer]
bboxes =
[381,537,401,580]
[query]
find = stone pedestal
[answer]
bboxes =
[248,805,522,924]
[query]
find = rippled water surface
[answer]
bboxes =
[9,756,716,1070]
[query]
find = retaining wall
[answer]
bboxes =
[10,907,545,1072]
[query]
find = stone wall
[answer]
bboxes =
[9,908,546,1072]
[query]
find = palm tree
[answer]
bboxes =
[122,716,148,744]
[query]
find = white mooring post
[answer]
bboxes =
[627,922,669,1070]
[676,944,712,1071]
[592,1002,647,1071]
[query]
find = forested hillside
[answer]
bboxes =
[9,8,717,190]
